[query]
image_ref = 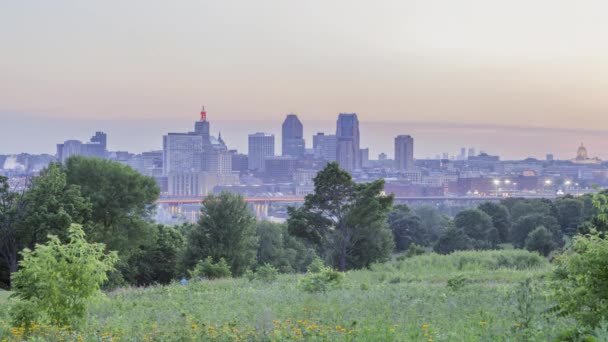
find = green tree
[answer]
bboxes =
[454,209,498,248]
[10,224,117,328]
[19,163,91,249]
[524,226,556,256]
[64,157,159,255]
[288,163,394,271]
[64,157,159,285]
[413,205,449,243]
[0,176,25,287]
[388,204,424,251]
[511,214,562,249]
[125,224,184,285]
[554,197,584,235]
[552,231,608,328]
[184,192,258,276]
[256,221,315,273]
[434,227,472,254]
[478,202,511,243]
[509,199,554,222]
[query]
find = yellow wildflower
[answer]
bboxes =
[480,321,488,326]
[422,324,429,330]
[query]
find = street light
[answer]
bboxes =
[493,179,500,197]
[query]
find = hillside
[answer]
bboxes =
[0,249,589,341]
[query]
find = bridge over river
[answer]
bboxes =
[155,194,557,221]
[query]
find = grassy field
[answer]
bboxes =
[0,250,593,341]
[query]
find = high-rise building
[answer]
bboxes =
[248,132,275,171]
[162,133,203,175]
[360,148,370,168]
[336,113,360,171]
[312,133,337,162]
[56,132,108,163]
[394,135,414,171]
[282,114,305,157]
[194,106,211,144]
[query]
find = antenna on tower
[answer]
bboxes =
[200,105,207,121]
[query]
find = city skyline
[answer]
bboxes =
[2,1,608,155]
[2,112,607,161]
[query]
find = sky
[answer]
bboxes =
[1,1,608,159]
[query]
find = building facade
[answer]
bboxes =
[248,132,275,171]
[395,135,414,171]
[336,113,360,171]
[282,114,305,157]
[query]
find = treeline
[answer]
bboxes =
[0,157,319,289]
[1,157,606,289]
[388,191,602,257]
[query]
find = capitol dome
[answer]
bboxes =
[576,143,588,160]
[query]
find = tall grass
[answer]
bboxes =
[1,249,598,341]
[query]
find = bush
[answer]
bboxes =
[248,264,279,283]
[446,275,469,291]
[552,232,608,328]
[299,265,344,293]
[10,224,117,328]
[525,226,556,256]
[189,257,232,280]
[404,243,426,258]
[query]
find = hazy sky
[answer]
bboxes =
[1,1,608,158]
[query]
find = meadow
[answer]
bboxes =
[0,249,598,341]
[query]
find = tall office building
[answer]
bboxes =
[56,132,108,163]
[394,135,414,171]
[162,133,203,175]
[336,113,360,171]
[194,106,210,144]
[312,133,337,162]
[248,132,275,171]
[282,114,305,157]
[360,148,370,168]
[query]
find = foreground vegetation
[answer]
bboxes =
[5,249,602,341]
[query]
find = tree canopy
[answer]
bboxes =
[288,162,394,271]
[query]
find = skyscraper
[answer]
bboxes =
[336,113,360,171]
[194,106,210,145]
[281,114,305,157]
[395,135,414,171]
[162,133,203,175]
[248,132,275,171]
[312,132,337,162]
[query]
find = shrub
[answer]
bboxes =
[251,264,279,283]
[10,224,117,328]
[446,275,469,291]
[299,265,344,293]
[189,257,232,280]
[552,232,608,328]
[306,257,325,273]
[404,243,426,258]
[525,226,556,256]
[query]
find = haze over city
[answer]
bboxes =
[2,1,608,159]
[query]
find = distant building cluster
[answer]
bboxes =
[2,108,608,217]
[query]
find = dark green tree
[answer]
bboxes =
[256,221,316,273]
[511,213,562,248]
[125,224,185,285]
[0,176,25,287]
[434,227,472,254]
[454,209,498,248]
[478,202,511,243]
[509,199,554,222]
[64,157,159,257]
[524,226,556,256]
[554,197,584,235]
[388,204,424,251]
[287,163,394,271]
[184,192,258,276]
[19,163,91,249]
[413,205,449,243]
